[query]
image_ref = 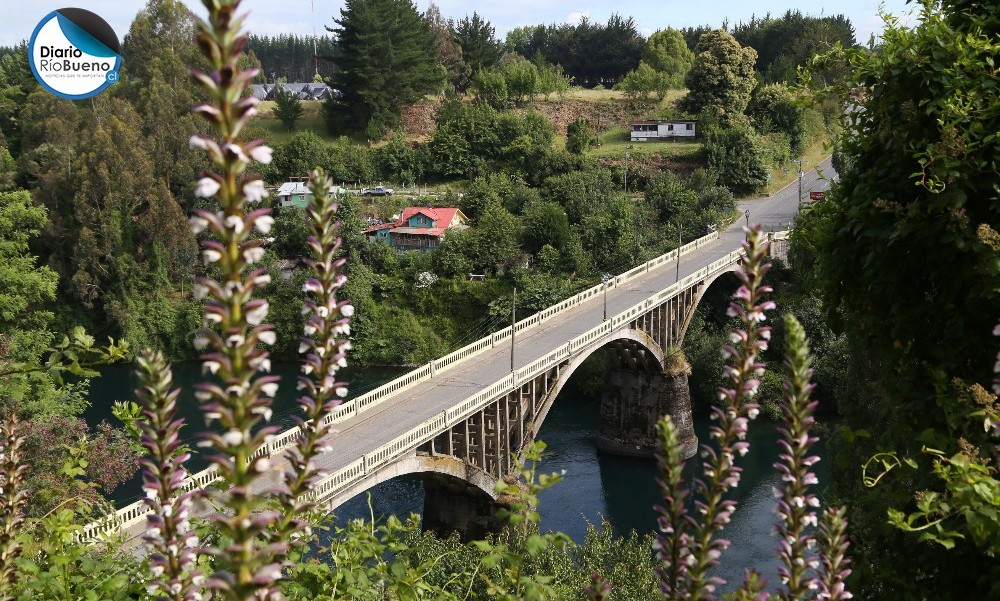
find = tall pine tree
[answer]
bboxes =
[326,0,441,134]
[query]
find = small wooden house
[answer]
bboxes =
[364,207,469,252]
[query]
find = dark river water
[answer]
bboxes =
[86,361,828,591]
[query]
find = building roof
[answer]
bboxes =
[399,207,466,226]
[629,119,697,125]
[364,207,468,238]
[277,181,311,196]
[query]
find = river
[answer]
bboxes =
[85,361,827,591]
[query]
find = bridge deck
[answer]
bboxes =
[108,160,829,542]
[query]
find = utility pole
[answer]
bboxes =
[510,287,516,373]
[745,209,750,229]
[796,159,804,211]
[602,274,611,320]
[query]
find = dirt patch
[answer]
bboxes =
[398,96,658,139]
[518,98,652,135]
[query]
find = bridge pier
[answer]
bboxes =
[421,472,502,541]
[596,344,698,459]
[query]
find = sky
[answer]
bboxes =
[2,0,918,48]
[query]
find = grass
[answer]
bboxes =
[255,100,344,144]
[586,126,703,159]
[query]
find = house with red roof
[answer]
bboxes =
[364,206,469,252]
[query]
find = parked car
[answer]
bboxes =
[361,186,394,196]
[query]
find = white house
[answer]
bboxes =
[629,119,697,142]
[276,180,347,208]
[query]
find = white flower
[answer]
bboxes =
[195,177,220,198]
[202,249,223,264]
[255,458,271,472]
[261,382,279,397]
[202,361,221,375]
[249,145,273,164]
[246,301,269,325]
[189,215,210,234]
[258,330,277,346]
[204,312,223,324]
[254,214,275,234]
[243,246,265,264]
[747,407,760,419]
[192,284,209,300]
[193,336,210,350]
[252,406,273,421]
[224,142,249,162]
[303,324,317,336]
[341,304,355,317]
[243,180,268,202]
[189,135,211,150]
[225,215,245,234]
[336,386,348,397]
[222,430,243,445]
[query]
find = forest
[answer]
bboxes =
[0,0,997,599]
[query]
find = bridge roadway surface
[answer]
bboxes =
[304,158,833,487]
[115,160,832,541]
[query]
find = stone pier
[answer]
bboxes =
[596,348,698,459]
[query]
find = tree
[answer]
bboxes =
[681,29,757,119]
[748,82,805,155]
[616,61,658,101]
[472,69,509,109]
[425,2,469,91]
[272,84,303,131]
[522,201,569,253]
[798,2,1000,597]
[703,116,768,196]
[472,199,522,274]
[272,131,328,180]
[565,118,596,154]
[326,0,441,133]
[454,12,503,75]
[643,28,694,89]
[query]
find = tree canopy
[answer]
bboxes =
[326,0,441,133]
[681,29,757,118]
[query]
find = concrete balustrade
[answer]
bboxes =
[81,229,785,543]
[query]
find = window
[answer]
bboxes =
[667,124,674,131]
[686,123,693,130]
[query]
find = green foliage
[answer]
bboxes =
[565,118,596,155]
[272,84,304,131]
[643,28,694,89]
[272,130,328,181]
[12,509,142,600]
[615,62,661,102]
[731,10,856,84]
[748,83,806,156]
[542,169,616,225]
[501,57,539,104]
[702,116,769,196]
[326,0,442,133]
[522,201,570,254]
[455,13,504,75]
[681,29,757,119]
[473,69,510,109]
[796,3,1000,595]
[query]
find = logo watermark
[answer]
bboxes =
[28,8,121,100]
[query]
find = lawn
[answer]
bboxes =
[586,126,703,159]
[256,100,343,144]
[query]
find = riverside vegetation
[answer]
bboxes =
[0,0,996,598]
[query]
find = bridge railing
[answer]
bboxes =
[297,239,762,509]
[79,229,734,542]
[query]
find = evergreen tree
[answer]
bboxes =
[425,2,468,91]
[326,0,441,134]
[272,85,304,131]
[565,118,596,154]
[454,12,504,75]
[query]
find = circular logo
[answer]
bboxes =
[28,8,121,100]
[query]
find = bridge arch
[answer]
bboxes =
[528,327,668,440]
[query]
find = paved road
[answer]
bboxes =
[308,158,837,481]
